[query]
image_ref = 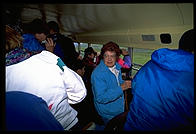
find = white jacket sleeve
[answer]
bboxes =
[62,65,87,104]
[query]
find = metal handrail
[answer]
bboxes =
[132,63,143,67]
[131,63,142,71]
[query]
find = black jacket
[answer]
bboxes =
[56,33,79,68]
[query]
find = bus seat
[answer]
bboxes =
[104,111,129,131]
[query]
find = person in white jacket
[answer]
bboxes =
[6,25,87,130]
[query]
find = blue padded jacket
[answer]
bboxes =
[124,48,194,131]
[6,91,64,131]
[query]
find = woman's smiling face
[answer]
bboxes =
[103,51,117,67]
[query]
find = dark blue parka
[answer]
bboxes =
[6,91,64,131]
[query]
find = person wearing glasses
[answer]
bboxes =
[91,41,131,129]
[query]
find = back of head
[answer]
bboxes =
[179,29,194,53]
[84,47,96,58]
[70,59,85,72]
[6,25,23,52]
[29,18,49,35]
[47,21,59,33]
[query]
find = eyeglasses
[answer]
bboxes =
[103,54,116,59]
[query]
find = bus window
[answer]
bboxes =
[75,43,103,59]
[91,44,103,56]
[74,42,79,52]
[73,42,88,58]
[132,48,154,77]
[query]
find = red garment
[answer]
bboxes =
[83,57,97,68]
[118,58,129,68]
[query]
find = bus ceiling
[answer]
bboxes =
[4,3,193,49]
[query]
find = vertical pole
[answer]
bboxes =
[78,42,81,54]
[128,47,133,67]
[124,47,133,111]
[124,90,128,111]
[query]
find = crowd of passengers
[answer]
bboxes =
[5,17,194,131]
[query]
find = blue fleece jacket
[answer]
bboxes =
[124,48,194,131]
[22,33,64,61]
[22,33,45,51]
[91,60,125,123]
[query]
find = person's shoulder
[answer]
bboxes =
[57,33,71,40]
[91,63,100,73]
[57,33,74,45]
[92,62,106,75]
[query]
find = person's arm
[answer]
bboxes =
[91,72,124,104]
[121,49,131,68]
[62,65,87,104]
[123,55,132,68]
[118,58,130,68]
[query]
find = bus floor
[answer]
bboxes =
[82,122,105,130]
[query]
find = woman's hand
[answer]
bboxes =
[45,38,56,53]
[121,80,131,91]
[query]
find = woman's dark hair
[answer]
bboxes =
[70,59,85,72]
[25,18,49,35]
[100,41,121,60]
[84,47,96,59]
[47,21,59,33]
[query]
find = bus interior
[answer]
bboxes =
[3,3,194,131]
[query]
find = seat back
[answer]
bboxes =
[104,111,129,131]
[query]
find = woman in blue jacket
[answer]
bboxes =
[91,42,131,126]
[124,29,194,131]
